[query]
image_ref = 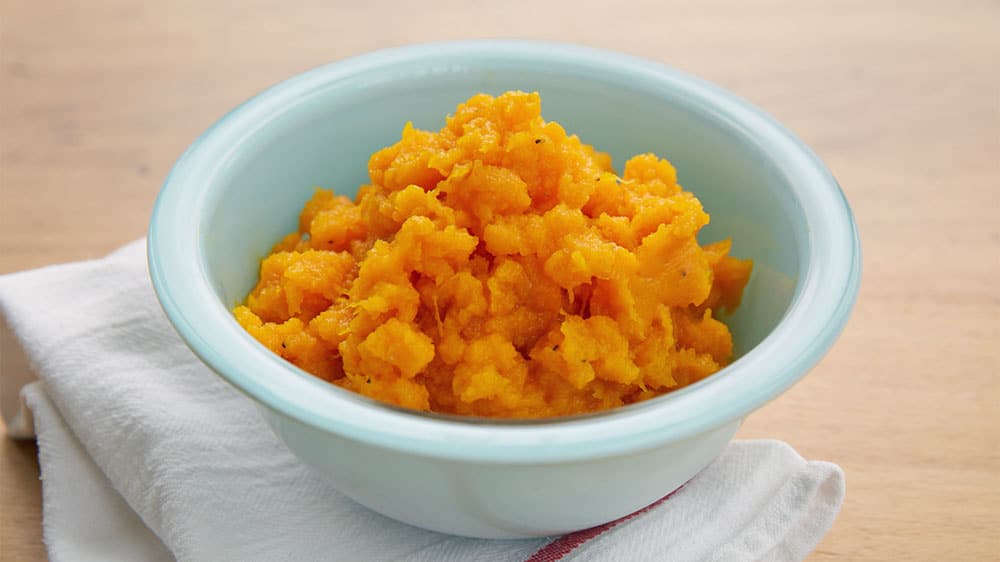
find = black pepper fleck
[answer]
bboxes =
[534,138,542,144]
[552,345,559,351]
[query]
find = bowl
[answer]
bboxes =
[148,40,861,539]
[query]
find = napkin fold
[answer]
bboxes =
[0,241,845,562]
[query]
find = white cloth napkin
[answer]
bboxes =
[0,240,845,562]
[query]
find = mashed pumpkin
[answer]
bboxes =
[234,91,752,418]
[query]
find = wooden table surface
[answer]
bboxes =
[2,1,998,560]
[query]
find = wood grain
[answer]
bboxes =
[2,0,998,560]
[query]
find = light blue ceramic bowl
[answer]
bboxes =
[148,40,860,538]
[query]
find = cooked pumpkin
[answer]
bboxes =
[234,91,752,418]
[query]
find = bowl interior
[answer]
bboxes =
[202,65,803,358]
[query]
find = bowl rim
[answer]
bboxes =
[148,39,861,463]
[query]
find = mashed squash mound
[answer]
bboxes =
[234,91,752,418]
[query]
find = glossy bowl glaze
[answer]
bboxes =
[148,40,860,538]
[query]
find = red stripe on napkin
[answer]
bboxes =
[524,485,685,562]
